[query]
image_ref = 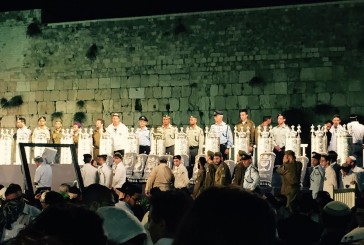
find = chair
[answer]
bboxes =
[330,185,356,209]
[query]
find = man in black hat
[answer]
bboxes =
[210,110,233,160]
[81,153,99,187]
[136,116,151,154]
[347,114,364,167]
[232,150,247,187]
[241,151,260,192]
[309,152,324,199]
[277,150,302,208]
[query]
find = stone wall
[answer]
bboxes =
[0,2,364,141]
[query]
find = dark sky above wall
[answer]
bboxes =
[1,0,342,23]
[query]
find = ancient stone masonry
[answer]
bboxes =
[0,2,364,142]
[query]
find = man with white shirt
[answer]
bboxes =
[210,110,233,160]
[136,116,151,154]
[112,152,126,189]
[15,117,32,165]
[172,155,189,192]
[81,153,99,187]
[34,156,52,194]
[271,113,291,165]
[347,115,364,167]
[106,113,129,156]
[328,114,343,152]
[320,154,337,198]
[97,154,113,188]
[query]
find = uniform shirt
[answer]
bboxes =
[32,127,50,143]
[145,163,173,192]
[232,163,246,187]
[210,122,233,148]
[214,162,232,186]
[98,163,113,188]
[112,162,127,188]
[310,165,324,199]
[51,129,63,144]
[340,170,357,188]
[235,119,256,146]
[81,163,99,187]
[34,162,52,188]
[192,168,206,198]
[203,164,217,188]
[73,133,79,147]
[271,124,290,148]
[16,126,32,142]
[328,124,343,152]
[243,164,260,191]
[172,164,189,189]
[277,160,302,195]
[187,125,204,153]
[347,121,364,144]
[136,127,151,146]
[106,123,129,151]
[161,124,176,147]
[323,165,337,197]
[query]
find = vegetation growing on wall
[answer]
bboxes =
[0,95,23,109]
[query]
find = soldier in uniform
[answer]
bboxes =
[92,118,106,158]
[203,151,216,189]
[192,157,207,199]
[136,116,151,154]
[145,158,173,196]
[210,110,233,160]
[161,115,176,155]
[51,119,63,164]
[72,122,82,151]
[309,152,324,199]
[232,150,247,187]
[235,109,256,153]
[321,154,337,198]
[214,152,232,186]
[186,115,204,178]
[271,113,290,165]
[277,150,302,209]
[241,151,260,192]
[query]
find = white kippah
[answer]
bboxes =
[349,156,357,161]
[323,201,351,216]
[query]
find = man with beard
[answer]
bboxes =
[214,152,232,186]
[277,150,302,208]
[232,150,247,187]
[186,115,204,178]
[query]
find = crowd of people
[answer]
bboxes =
[2,109,364,244]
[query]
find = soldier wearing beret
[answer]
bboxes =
[241,151,260,192]
[210,110,234,160]
[309,152,324,199]
[203,151,217,189]
[161,115,176,155]
[136,116,151,154]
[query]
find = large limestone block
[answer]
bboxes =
[239,70,255,83]
[78,90,95,100]
[86,100,102,113]
[16,82,30,92]
[87,78,99,89]
[129,88,145,99]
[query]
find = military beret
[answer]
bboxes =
[213,110,223,116]
[34,156,44,163]
[113,152,123,159]
[285,150,296,158]
[173,155,181,160]
[239,151,251,160]
[139,116,148,122]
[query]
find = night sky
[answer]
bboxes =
[1,0,341,23]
